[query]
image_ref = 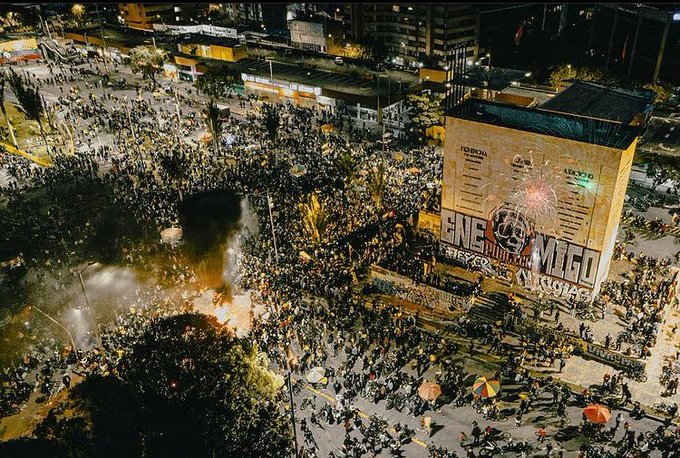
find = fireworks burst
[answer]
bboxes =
[506,149,566,237]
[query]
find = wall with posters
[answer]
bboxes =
[0,38,41,64]
[440,115,636,300]
[370,266,461,313]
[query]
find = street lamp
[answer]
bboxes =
[265,57,274,80]
[285,344,300,458]
[267,192,279,264]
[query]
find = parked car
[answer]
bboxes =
[334,56,344,65]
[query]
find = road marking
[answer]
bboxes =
[1,142,52,167]
[303,383,429,449]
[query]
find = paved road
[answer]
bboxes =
[286,303,667,457]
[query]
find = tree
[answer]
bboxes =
[643,82,674,105]
[334,150,359,185]
[0,76,19,149]
[343,42,371,60]
[29,314,291,458]
[405,92,443,144]
[119,314,290,457]
[548,64,604,88]
[194,70,235,99]
[128,45,168,86]
[261,103,280,142]
[201,98,223,153]
[298,192,329,246]
[7,70,50,154]
[71,4,86,27]
[646,161,680,192]
[367,164,387,211]
[34,375,143,458]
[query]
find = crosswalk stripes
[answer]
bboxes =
[621,215,680,237]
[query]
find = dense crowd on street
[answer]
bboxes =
[1,58,680,457]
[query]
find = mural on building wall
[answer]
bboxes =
[439,117,636,301]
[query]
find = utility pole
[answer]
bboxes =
[287,371,300,458]
[123,96,140,156]
[267,191,280,263]
[95,4,109,73]
[285,346,300,458]
[653,18,671,83]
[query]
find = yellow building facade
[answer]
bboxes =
[179,41,247,62]
[439,99,640,301]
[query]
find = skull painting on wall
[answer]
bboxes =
[487,205,534,256]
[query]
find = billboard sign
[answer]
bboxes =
[0,38,41,64]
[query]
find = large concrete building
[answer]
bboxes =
[117,4,208,31]
[587,4,680,84]
[288,17,343,53]
[439,81,654,301]
[221,3,287,30]
[343,3,479,68]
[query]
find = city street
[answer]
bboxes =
[1,27,680,458]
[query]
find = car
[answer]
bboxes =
[334,56,344,65]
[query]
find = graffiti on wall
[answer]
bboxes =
[370,266,460,312]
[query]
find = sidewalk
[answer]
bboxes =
[554,268,680,409]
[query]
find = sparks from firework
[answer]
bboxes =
[509,157,560,230]
[480,150,564,239]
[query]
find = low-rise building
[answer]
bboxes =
[177,34,248,63]
[118,3,209,31]
[288,17,343,54]
[63,25,154,62]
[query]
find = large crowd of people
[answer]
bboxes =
[0,57,679,457]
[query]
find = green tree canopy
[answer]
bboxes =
[195,70,235,99]
[23,314,291,458]
[548,64,605,88]
[342,42,372,60]
[7,69,50,153]
[646,160,680,192]
[34,375,142,458]
[128,45,168,85]
[298,192,329,246]
[643,82,674,105]
[201,98,223,153]
[405,92,443,144]
[367,164,387,211]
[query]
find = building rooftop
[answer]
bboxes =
[65,25,153,48]
[498,84,557,106]
[539,81,655,125]
[175,33,242,48]
[448,98,641,150]
[238,58,408,99]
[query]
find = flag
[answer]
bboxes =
[514,23,524,46]
[622,34,629,61]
